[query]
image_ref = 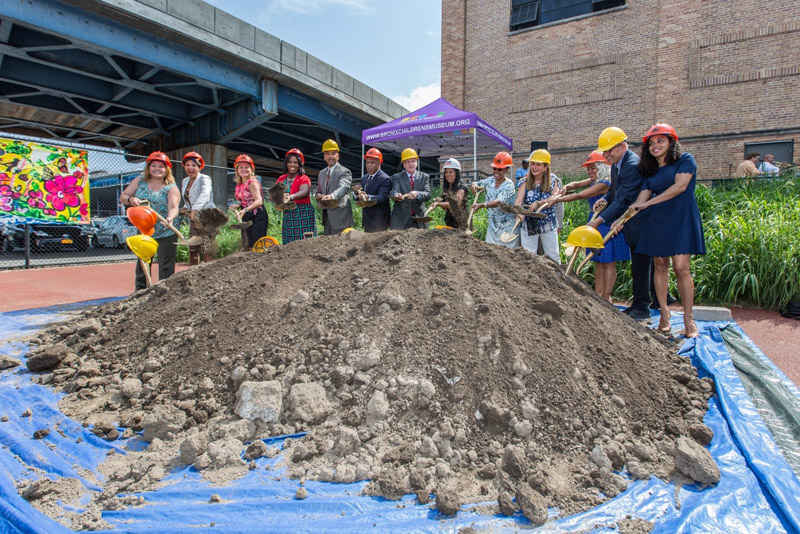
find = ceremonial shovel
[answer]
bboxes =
[411,198,442,224]
[575,207,639,273]
[137,202,203,247]
[465,187,484,236]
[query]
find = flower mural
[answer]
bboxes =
[0,139,89,223]
[44,174,82,211]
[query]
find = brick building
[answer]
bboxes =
[441,0,800,179]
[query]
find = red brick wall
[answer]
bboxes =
[442,0,800,178]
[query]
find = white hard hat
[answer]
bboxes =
[443,157,461,171]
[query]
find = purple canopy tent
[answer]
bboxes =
[360,97,512,177]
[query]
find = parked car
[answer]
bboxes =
[93,216,138,248]
[0,222,92,253]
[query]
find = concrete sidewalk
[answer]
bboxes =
[1,262,797,385]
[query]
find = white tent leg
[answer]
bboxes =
[473,129,477,184]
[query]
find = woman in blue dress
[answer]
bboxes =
[631,123,705,337]
[558,150,630,301]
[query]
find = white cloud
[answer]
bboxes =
[426,29,441,38]
[266,0,372,15]
[392,82,441,111]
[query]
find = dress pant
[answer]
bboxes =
[622,219,651,313]
[135,234,177,290]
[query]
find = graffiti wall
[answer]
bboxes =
[0,138,90,223]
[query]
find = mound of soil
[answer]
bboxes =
[26,229,717,526]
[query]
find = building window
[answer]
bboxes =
[510,0,540,31]
[511,0,624,30]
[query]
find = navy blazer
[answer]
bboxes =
[360,169,392,232]
[600,148,646,243]
[600,149,643,223]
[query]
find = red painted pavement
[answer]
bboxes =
[1,263,798,386]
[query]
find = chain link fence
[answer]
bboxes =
[0,142,228,270]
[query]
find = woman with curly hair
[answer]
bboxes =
[276,148,316,243]
[631,123,705,337]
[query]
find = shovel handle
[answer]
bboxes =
[139,258,153,288]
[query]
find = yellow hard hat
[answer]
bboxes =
[322,139,340,153]
[401,148,418,162]
[597,127,627,153]
[126,234,158,262]
[563,225,604,249]
[528,149,551,165]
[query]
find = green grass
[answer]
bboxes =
[177,172,799,310]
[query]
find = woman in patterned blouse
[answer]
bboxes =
[514,149,562,263]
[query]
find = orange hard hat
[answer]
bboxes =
[126,206,157,236]
[582,151,608,167]
[364,148,383,163]
[286,148,305,164]
[146,152,172,169]
[234,154,255,168]
[181,151,205,169]
[643,123,679,143]
[491,151,513,169]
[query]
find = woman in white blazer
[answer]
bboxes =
[181,151,216,264]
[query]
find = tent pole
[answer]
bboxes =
[361,145,365,177]
[473,129,477,184]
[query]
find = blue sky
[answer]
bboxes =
[208,0,442,111]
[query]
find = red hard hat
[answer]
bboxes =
[234,154,255,168]
[181,151,205,169]
[364,147,383,164]
[146,152,172,169]
[643,123,679,143]
[286,148,305,164]
[582,150,609,167]
[491,151,513,169]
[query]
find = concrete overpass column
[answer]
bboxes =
[168,144,229,209]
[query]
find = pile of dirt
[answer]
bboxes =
[24,229,718,527]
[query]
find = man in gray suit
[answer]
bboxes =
[316,139,354,235]
[389,148,432,230]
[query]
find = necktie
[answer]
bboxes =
[365,174,373,189]
[409,173,414,190]
[609,165,618,202]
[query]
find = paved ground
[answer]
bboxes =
[1,262,797,386]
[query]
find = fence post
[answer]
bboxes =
[24,223,30,269]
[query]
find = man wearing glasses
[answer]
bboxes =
[588,126,651,321]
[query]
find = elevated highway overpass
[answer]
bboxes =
[0,0,409,201]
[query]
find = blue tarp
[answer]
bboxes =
[1,302,799,533]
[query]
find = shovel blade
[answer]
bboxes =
[499,232,517,243]
[411,216,433,223]
[231,221,253,230]
[185,236,204,247]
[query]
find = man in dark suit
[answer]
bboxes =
[389,148,432,230]
[588,126,651,320]
[357,148,392,232]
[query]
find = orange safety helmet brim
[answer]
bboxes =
[364,148,383,164]
[286,148,305,165]
[234,154,255,169]
[146,151,172,169]
[491,151,513,169]
[582,150,608,167]
[643,123,679,143]
[181,151,205,169]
